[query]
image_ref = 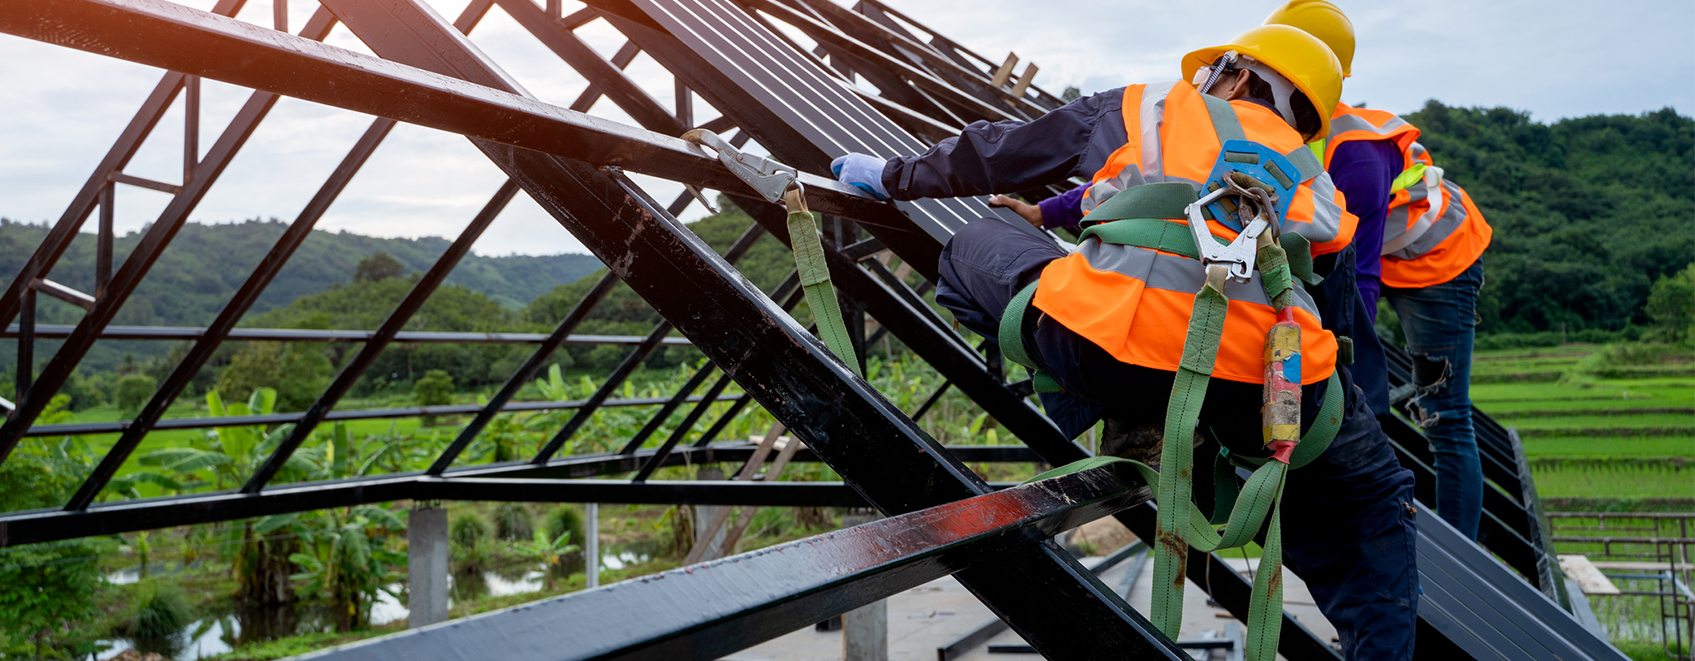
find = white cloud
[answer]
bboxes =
[0,0,1688,258]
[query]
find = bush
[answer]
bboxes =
[1645,264,1694,342]
[133,583,192,639]
[449,513,490,572]
[492,502,534,542]
[543,505,584,546]
[414,369,454,407]
[115,374,158,412]
[543,506,586,574]
[215,342,329,411]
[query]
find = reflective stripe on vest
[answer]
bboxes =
[1381,176,1494,289]
[1316,106,1494,286]
[1319,104,1420,168]
[1032,231,1339,385]
[1079,82,1353,255]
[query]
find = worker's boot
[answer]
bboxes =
[1099,415,1163,470]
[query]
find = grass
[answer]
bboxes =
[1467,342,1694,512]
[1529,459,1694,499]
[1520,436,1695,458]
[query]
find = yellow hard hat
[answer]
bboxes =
[1264,0,1356,77]
[1182,25,1343,139]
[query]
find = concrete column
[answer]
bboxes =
[693,467,728,561]
[841,511,888,661]
[584,503,600,589]
[408,504,449,627]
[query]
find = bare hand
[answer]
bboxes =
[990,194,1043,229]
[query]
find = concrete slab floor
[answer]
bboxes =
[720,553,1339,661]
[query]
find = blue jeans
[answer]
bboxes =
[1384,259,1484,540]
[937,219,1420,660]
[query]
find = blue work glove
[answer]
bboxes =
[830,153,891,200]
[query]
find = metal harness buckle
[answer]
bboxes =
[1184,186,1270,284]
[683,128,802,204]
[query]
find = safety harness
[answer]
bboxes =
[685,130,863,376]
[1002,95,1343,661]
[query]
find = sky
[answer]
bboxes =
[0,0,1689,258]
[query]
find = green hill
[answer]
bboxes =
[1401,103,1694,336]
[0,217,603,325]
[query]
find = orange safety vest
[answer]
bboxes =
[1034,82,1343,386]
[1319,104,1493,289]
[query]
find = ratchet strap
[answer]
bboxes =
[783,187,862,377]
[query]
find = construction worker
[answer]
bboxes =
[1267,0,1495,541]
[833,26,1417,660]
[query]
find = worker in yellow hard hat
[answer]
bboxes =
[1268,0,1494,547]
[831,22,1417,661]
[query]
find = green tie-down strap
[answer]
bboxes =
[998,281,1062,393]
[783,189,862,377]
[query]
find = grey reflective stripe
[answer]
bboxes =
[1139,81,1178,181]
[1382,170,1444,255]
[1385,179,1468,259]
[1081,167,1201,214]
[1286,172,1344,246]
[1076,240,1323,317]
[1325,110,1412,142]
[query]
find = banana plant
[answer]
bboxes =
[288,503,407,631]
[516,529,580,591]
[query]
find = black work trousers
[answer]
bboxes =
[935,218,1420,661]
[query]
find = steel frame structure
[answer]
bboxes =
[0,0,1588,658]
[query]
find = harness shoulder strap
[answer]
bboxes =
[1281,144,1323,184]
[1200,94,1247,144]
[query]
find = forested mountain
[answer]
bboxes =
[0,218,603,326]
[4,103,1688,395]
[1401,102,1693,334]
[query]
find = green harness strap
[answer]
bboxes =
[998,281,1060,393]
[783,188,862,377]
[1008,98,1341,659]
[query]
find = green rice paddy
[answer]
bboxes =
[1467,343,1695,508]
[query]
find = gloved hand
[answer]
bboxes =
[830,153,891,200]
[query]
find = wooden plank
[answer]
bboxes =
[1557,555,1621,595]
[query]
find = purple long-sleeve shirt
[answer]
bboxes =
[1038,185,1089,229]
[1328,139,1402,320]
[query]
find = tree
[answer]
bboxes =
[215,342,330,412]
[414,368,454,423]
[1061,86,1081,102]
[0,541,103,659]
[115,373,158,412]
[0,397,106,659]
[1646,263,1695,342]
[353,251,405,283]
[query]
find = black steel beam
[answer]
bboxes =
[631,370,737,481]
[425,271,621,476]
[0,0,247,330]
[22,394,744,438]
[533,323,672,462]
[0,325,694,346]
[0,0,909,229]
[313,0,1184,653]
[0,443,1038,546]
[0,7,340,467]
[293,465,1170,661]
[64,116,401,511]
[241,180,522,493]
